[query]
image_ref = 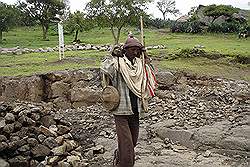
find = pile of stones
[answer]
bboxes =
[149,71,250,128]
[0,101,88,167]
[0,44,166,55]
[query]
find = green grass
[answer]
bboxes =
[0,49,249,82]
[159,57,250,81]
[0,50,103,76]
[145,31,250,57]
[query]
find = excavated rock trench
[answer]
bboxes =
[0,69,249,167]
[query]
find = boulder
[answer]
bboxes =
[40,115,56,128]
[51,81,70,98]
[27,138,39,147]
[39,125,57,137]
[8,156,29,167]
[57,125,71,135]
[3,123,15,134]
[0,158,9,167]
[71,70,94,83]
[51,143,67,156]
[4,113,15,123]
[43,137,58,149]
[28,76,44,102]
[156,128,194,148]
[2,79,20,100]
[151,119,176,130]
[70,88,101,105]
[53,97,71,109]
[0,118,6,129]
[217,125,250,151]
[0,135,7,142]
[156,72,176,89]
[31,144,51,158]
[45,71,71,82]
[67,155,81,167]
[192,121,230,149]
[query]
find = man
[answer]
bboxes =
[101,36,156,167]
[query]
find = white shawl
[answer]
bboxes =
[113,56,149,99]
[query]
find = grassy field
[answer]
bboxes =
[1,26,250,56]
[0,50,103,76]
[158,57,250,81]
[0,26,249,82]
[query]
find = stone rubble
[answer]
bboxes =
[0,102,88,167]
[0,44,166,55]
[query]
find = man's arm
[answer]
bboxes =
[101,56,116,87]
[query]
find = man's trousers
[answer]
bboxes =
[114,113,139,167]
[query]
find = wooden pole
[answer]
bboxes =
[140,16,144,46]
[58,0,65,60]
[140,16,148,112]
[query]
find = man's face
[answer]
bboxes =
[125,46,141,60]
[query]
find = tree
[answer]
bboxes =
[19,0,66,40]
[65,11,92,42]
[156,0,179,20]
[188,6,198,17]
[85,0,152,44]
[13,4,37,27]
[203,4,239,24]
[0,2,17,43]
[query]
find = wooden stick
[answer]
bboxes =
[140,16,148,112]
[140,16,144,46]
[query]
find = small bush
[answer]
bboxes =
[207,24,222,33]
[208,22,240,33]
[233,55,250,64]
[189,21,205,33]
[221,22,240,33]
[145,18,174,29]
[171,22,190,33]
[171,21,205,33]
[178,48,206,58]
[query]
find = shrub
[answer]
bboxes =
[189,21,204,33]
[233,55,250,64]
[171,22,190,33]
[221,22,240,33]
[208,22,241,33]
[178,48,206,58]
[171,21,205,33]
[207,23,222,33]
[145,18,173,29]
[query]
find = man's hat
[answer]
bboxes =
[123,36,143,49]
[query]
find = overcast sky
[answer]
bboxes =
[1,0,249,19]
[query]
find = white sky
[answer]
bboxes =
[1,0,250,19]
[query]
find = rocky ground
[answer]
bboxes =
[0,71,249,167]
[57,74,250,167]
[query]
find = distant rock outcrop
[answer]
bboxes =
[176,5,249,25]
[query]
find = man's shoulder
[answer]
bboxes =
[101,55,116,76]
[101,55,114,65]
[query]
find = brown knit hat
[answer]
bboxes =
[123,37,143,49]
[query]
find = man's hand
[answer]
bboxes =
[112,45,124,57]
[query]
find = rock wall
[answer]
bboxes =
[0,69,102,109]
[0,44,166,55]
[1,69,249,110]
